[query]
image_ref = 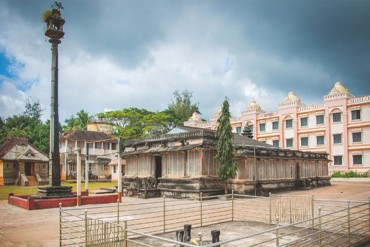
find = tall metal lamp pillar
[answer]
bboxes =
[44,4,65,186]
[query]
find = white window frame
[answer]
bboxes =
[332,112,341,123]
[333,156,342,165]
[333,134,342,144]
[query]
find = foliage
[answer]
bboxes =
[331,171,369,178]
[51,1,64,10]
[41,9,52,22]
[215,97,237,194]
[63,110,90,131]
[0,99,50,154]
[0,90,198,155]
[23,99,44,120]
[97,108,176,141]
[167,90,199,125]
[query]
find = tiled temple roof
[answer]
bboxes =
[60,130,117,142]
[0,138,30,158]
[123,126,328,160]
[0,137,48,160]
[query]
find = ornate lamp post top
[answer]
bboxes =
[43,2,65,44]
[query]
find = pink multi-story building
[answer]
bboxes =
[184,82,370,175]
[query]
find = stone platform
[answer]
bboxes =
[37,186,73,198]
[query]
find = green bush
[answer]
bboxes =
[331,171,369,178]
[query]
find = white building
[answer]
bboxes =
[185,82,370,175]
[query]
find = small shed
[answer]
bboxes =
[122,126,330,198]
[0,138,49,186]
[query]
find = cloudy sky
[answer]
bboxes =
[0,0,369,123]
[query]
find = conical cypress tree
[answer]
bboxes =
[215,97,238,194]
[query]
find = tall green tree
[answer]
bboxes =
[0,99,50,154]
[97,108,176,141]
[167,90,199,125]
[215,97,238,194]
[63,110,90,131]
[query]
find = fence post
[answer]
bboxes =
[117,199,120,243]
[368,196,370,235]
[123,220,127,247]
[163,195,166,233]
[347,200,351,245]
[289,196,292,224]
[269,192,272,225]
[232,190,234,222]
[318,207,322,247]
[59,203,62,246]
[311,195,314,229]
[84,209,88,246]
[275,217,279,247]
[117,199,120,225]
[104,222,107,245]
[200,192,203,227]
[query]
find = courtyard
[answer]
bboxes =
[0,181,369,246]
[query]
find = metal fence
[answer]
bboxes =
[59,193,370,246]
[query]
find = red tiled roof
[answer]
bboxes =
[60,130,117,142]
[0,137,49,159]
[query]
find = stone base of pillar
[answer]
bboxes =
[37,186,73,198]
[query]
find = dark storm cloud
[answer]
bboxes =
[62,1,176,68]
[5,0,369,96]
[210,0,370,100]
[3,0,184,68]
[1,0,369,120]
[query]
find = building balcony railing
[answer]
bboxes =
[298,103,324,112]
[258,112,278,119]
[60,147,116,156]
[230,117,242,123]
[324,92,352,101]
[348,95,370,105]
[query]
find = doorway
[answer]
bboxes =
[25,162,33,176]
[155,156,162,184]
[296,162,300,181]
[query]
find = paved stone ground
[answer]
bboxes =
[0,181,369,247]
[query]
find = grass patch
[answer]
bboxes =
[0,186,38,200]
[0,181,118,200]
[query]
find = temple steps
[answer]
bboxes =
[27,176,38,186]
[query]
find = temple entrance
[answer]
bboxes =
[25,162,33,176]
[155,156,162,184]
[24,162,34,176]
[296,162,300,181]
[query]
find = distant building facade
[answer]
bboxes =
[59,125,119,180]
[185,82,370,175]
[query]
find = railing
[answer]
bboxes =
[324,92,351,101]
[258,112,278,119]
[299,104,324,112]
[60,193,370,246]
[20,174,28,187]
[348,95,370,105]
